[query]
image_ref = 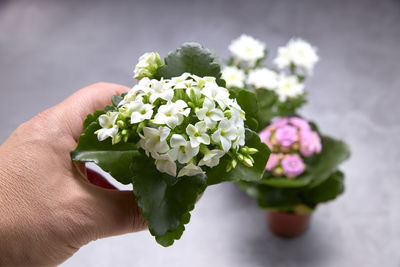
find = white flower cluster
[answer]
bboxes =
[96,72,254,178]
[223,36,318,103]
[221,66,304,102]
[247,68,304,102]
[229,34,266,68]
[274,38,319,75]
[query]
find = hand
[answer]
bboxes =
[0,83,147,267]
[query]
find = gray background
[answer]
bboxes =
[1,0,399,266]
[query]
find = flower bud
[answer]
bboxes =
[112,134,122,145]
[246,148,258,155]
[231,159,237,169]
[117,120,126,128]
[226,161,233,172]
[224,110,232,119]
[237,153,245,162]
[134,52,163,80]
[242,157,253,167]
[121,129,129,136]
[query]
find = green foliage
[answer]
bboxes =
[155,42,225,86]
[276,94,307,117]
[228,89,259,131]
[130,154,206,246]
[237,170,345,211]
[255,90,277,130]
[206,129,270,185]
[303,171,344,203]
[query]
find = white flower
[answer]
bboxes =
[247,68,278,90]
[177,163,205,177]
[274,46,291,70]
[186,121,210,147]
[96,112,119,141]
[153,100,191,128]
[274,38,319,74]
[174,78,201,99]
[211,118,237,151]
[124,101,153,124]
[198,149,225,167]
[140,126,170,156]
[134,52,163,80]
[195,98,224,128]
[201,82,230,109]
[232,124,245,150]
[221,66,245,88]
[170,72,191,84]
[191,75,216,89]
[275,74,304,102]
[167,134,199,164]
[153,153,177,177]
[144,79,174,104]
[229,34,266,68]
[223,98,245,120]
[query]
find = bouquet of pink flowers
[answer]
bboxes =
[261,117,321,178]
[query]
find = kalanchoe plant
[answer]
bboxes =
[71,43,270,246]
[222,35,319,130]
[237,117,350,214]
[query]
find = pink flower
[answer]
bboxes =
[275,125,298,147]
[312,131,322,153]
[289,117,311,131]
[271,117,289,129]
[258,128,271,148]
[281,154,305,178]
[300,130,322,157]
[265,153,280,171]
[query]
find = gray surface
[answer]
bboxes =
[1,0,400,266]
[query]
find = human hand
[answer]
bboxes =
[0,83,147,267]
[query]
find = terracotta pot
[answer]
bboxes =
[266,210,311,238]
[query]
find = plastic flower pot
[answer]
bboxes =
[266,210,311,238]
[86,168,117,190]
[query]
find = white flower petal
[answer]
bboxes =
[177,164,205,177]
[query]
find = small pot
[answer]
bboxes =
[266,210,311,238]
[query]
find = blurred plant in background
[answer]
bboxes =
[222,35,350,218]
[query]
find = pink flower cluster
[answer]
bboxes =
[259,117,322,178]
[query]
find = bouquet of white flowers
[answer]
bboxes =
[71,43,270,246]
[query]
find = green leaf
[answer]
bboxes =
[261,135,350,188]
[112,95,123,107]
[206,128,270,185]
[302,170,345,203]
[237,171,345,210]
[130,154,206,246]
[276,93,307,117]
[237,181,303,210]
[236,90,258,119]
[155,42,225,86]
[71,112,139,185]
[255,90,277,130]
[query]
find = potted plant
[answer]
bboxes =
[223,35,350,237]
[71,43,271,246]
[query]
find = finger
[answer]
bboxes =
[84,184,147,239]
[57,82,130,141]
